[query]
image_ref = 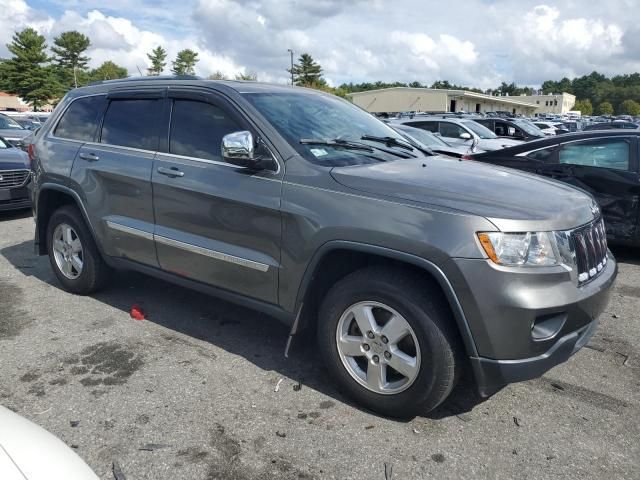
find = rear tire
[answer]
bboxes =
[46,205,111,294]
[317,266,461,418]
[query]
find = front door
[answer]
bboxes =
[152,89,282,303]
[538,136,640,241]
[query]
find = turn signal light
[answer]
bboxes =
[27,143,35,168]
[461,154,474,160]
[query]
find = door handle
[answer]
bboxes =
[157,166,184,178]
[79,152,99,162]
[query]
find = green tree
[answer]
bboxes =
[51,31,91,88]
[289,53,324,86]
[0,28,59,110]
[89,61,128,82]
[596,101,614,115]
[146,46,167,76]
[171,49,199,75]
[573,99,593,116]
[208,70,227,80]
[234,71,257,81]
[620,99,640,116]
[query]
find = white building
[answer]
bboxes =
[347,88,576,116]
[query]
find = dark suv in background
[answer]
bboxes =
[29,78,616,417]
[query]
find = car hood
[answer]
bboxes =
[477,138,523,150]
[0,129,30,140]
[331,156,596,232]
[0,147,29,169]
[0,406,98,479]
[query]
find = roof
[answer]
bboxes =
[77,76,310,97]
[346,87,539,108]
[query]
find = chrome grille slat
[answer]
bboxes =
[0,169,30,189]
[571,218,608,286]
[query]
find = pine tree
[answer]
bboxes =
[89,61,129,82]
[0,28,59,110]
[208,71,227,80]
[171,49,199,76]
[289,53,324,86]
[51,31,91,88]
[147,46,167,76]
[234,71,257,81]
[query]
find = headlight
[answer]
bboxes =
[477,231,561,266]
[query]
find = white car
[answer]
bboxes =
[0,406,98,479]
[394,117,523,151]
[533,121,558,136]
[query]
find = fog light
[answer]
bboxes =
[531,313,567,341]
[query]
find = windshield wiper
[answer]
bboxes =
[300,138,374,152]
[361,135,415,151]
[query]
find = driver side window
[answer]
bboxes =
[439,122,465,138]
[169,99,242,162]
[558,139,630,171]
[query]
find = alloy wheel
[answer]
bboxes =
[52,223,84,280]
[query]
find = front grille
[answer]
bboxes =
[0,169,30,189]
[571,218,608,285]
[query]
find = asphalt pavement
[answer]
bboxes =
[0,209,638,479]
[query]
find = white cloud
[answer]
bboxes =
[1,0,639,88]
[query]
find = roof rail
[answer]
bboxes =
[89,75,202,86]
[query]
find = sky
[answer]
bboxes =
[1,0,640,89]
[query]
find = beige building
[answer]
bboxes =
[0,92,29,111]
[518,92,576,114]
[347,87,540,116]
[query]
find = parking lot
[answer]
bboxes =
[0,209,638,479]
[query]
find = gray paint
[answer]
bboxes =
[30,78,617,394]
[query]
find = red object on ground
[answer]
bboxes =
[130,305,145,320]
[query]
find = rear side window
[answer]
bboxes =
[559,139,630,170]
[54,95,107,141]
[100,99,161,150]
[169,100,242,161]
[526,148,554,162]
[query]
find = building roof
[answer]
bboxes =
[346,87,539,108]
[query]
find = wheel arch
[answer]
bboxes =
[294,241,478,357]
[35,184,99,256]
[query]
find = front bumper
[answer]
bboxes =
[445,251,617,396]
[0,185,30,212]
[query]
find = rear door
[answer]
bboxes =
[151,89,282,303]
[71,89,163,267]
[538,136,640,241]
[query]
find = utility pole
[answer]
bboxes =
[287,49,294,85]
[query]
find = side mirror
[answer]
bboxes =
[459,132,472,140]
[221,131,270,170]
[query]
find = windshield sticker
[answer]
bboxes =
[310,148,328,157]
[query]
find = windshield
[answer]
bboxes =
[515,120,544,136]
[393,125,450,147]
[462,121,496,139]
[0,115,25,130]
[243,91,417,166]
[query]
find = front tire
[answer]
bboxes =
[46,205,111,294]
[317,267,461,418]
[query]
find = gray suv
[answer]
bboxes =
[30,78,617,417]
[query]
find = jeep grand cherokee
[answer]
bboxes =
[29,78,616,417]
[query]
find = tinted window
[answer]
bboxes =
[559,139,630,170]
[404,121,438,133]
[0,114,25,130]
[169,100,241,161]
[527,148,554,162]
[439,122,466,138]
[54,95,107,141]
[100,99,160,150]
